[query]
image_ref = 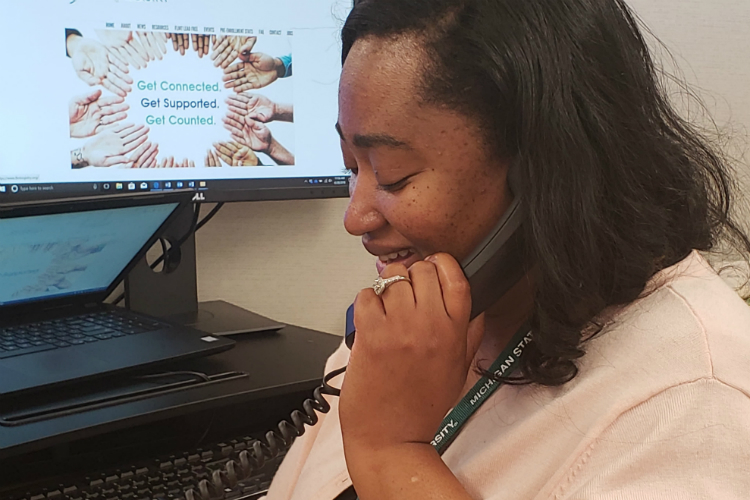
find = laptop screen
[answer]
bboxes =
[0,203,178,306]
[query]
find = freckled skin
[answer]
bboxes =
[339,36,512,262]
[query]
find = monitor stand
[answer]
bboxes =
[124,205,285,336]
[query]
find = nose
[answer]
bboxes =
[343,171,387,237]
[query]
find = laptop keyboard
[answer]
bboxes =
[0,311,164,360]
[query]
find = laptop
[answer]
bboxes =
[0,191,234,397]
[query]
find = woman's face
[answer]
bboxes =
[339,37,512,274]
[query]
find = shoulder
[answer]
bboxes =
[580,251,750,399]
[549,252,750,497]
[554,377,750,499]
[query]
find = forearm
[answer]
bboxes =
[275,103,294,122]
[266,138,294,165]
[347,443,474,500]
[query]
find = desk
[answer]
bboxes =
[0,324,342,493]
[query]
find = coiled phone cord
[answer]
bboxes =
[184,366,347,500]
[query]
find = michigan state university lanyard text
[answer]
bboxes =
[431,325,532,454]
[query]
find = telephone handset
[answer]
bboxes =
[187,183,527,500]
[345,193,526,349]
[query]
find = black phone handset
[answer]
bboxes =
[187,190,526,500]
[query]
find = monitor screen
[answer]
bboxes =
[0,203,178,306]
[0,0,351,202]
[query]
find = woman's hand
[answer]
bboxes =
[339,253,484,498]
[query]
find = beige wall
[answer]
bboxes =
[195,0,750,335]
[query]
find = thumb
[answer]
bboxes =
[81,88,102,104]
[466,313,485,367]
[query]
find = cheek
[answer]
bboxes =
[382,184,473,255]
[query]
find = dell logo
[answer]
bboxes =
[192,192,206,201]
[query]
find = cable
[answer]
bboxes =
[196,202,224,232]
[184,366,347,500]
[111,202,224,306]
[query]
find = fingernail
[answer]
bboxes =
[425,254,437,263]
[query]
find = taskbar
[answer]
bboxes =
[0,176,349,203]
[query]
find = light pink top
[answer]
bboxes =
[266,251,750,499]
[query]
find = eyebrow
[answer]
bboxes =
[335,122,412,150]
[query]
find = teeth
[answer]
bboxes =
[378,250,412,262]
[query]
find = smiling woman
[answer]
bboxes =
[265,1,750,499]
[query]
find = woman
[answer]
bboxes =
[268,0,750,498]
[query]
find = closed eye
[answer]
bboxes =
[377,175,412,193]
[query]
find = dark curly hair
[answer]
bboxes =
[341,0,750,386]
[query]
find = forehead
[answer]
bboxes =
[338,37,488,151]
[338,37,428,131]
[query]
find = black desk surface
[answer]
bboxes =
[0,324,342,461]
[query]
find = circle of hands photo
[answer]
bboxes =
[67,30,294,168]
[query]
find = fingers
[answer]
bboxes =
[98,93,125,107]
[233,146,258,166]
[78,88,102,105]
[127,141,151,164]
[120,41,145,69]
[378,263,416,313]
[127,35,150,66]
[239,36,257,60]
[77,67,101,86]
[408,260,446,315]
[221,116,245,140]
[99,111,128,126]
[102,155,131,167]
[213,142,234,165]
[118,123,148,146]
[424,253,472,323]
[224,111,245,128]
[353,289,386,336]
[205,149,221,167]
[225,94,250,115]
[149,31,168,56]
[132,142,159,168]
[159,156,175,168]
[106,47,129,68]
[169,33,187,55]
[234,80,264,93]
[136,31,159,61]
[222,62,245,82]
[99,100,129,116]
[101,70,131,97]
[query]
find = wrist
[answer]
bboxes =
[66,34,82,58]
[274,57,285,78]
[265,137,280,156]
[345,442,449,497]
[71,147,89,168]
[265,138,294,165]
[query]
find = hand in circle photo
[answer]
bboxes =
[73,123,150,168]
[212,141,260,166]
[69,89,129,138]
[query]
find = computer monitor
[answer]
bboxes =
[0,0,351,203]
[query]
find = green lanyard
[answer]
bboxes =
[348,325,532,500]
[431,325,532,454]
